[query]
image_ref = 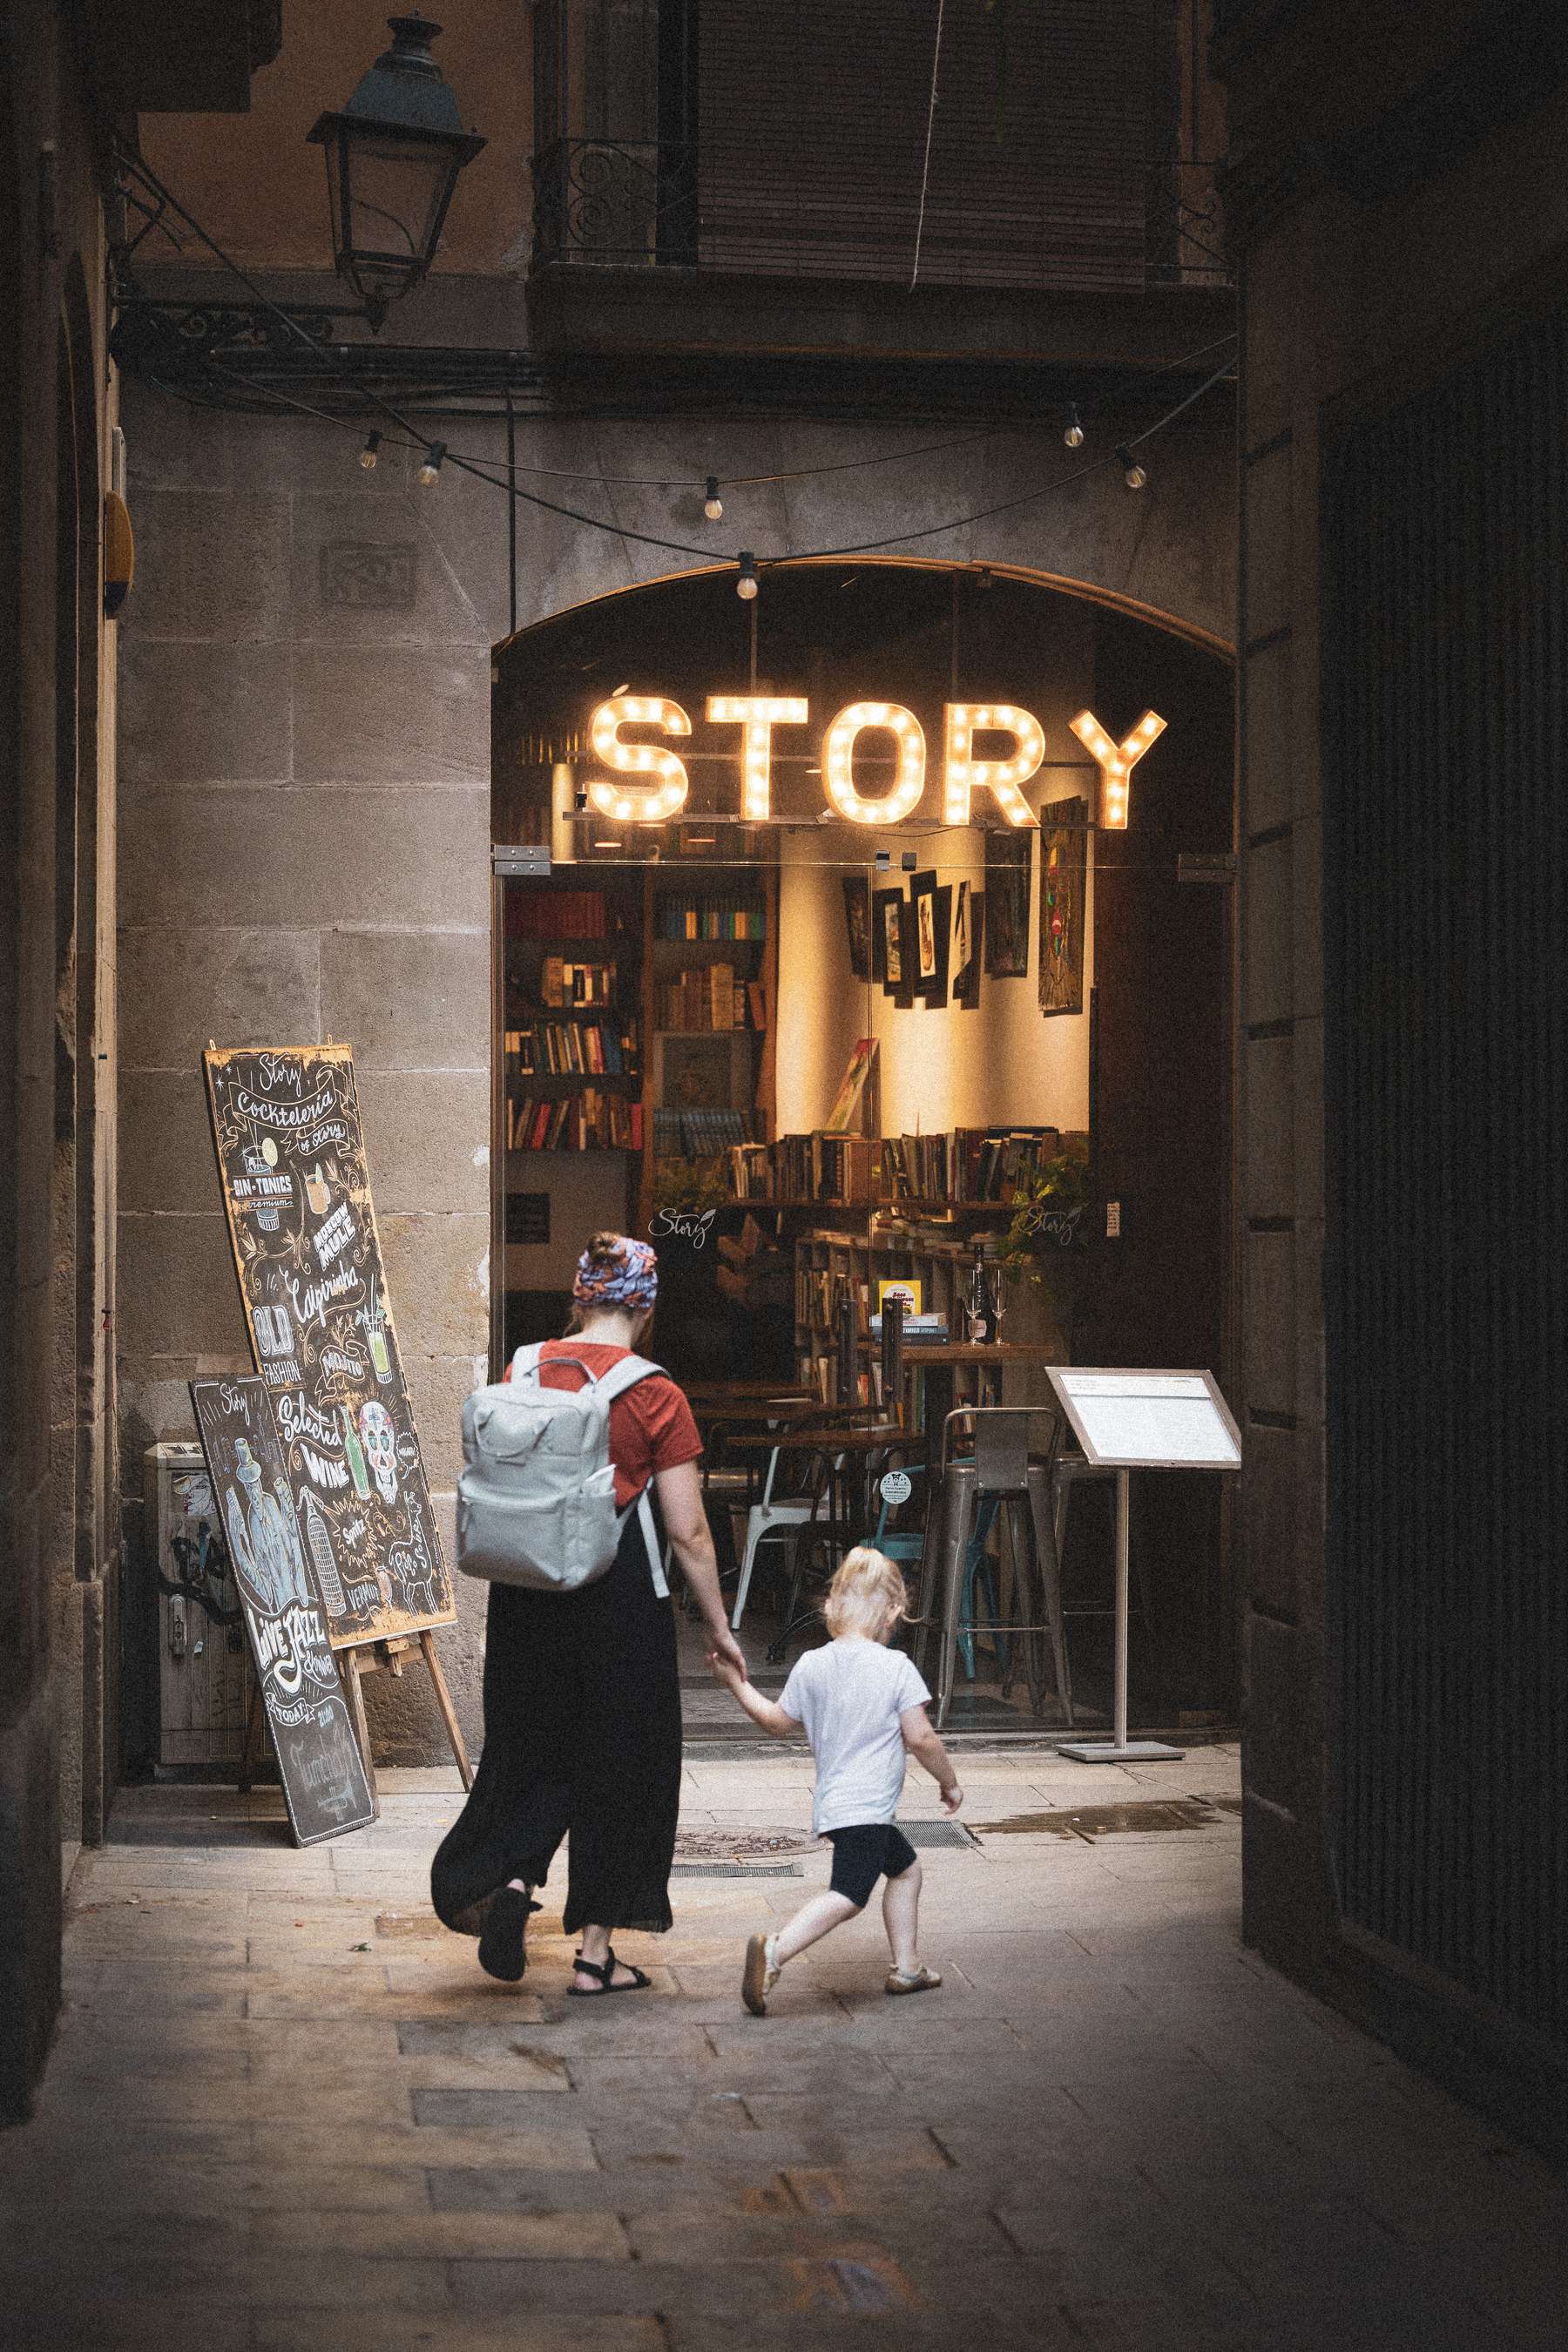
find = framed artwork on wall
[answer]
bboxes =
[873,886,916,1007]
[952,883,984,1009]
[1038,796,1089,1017]
[910,873,950,1006]
[841,875,872,981]
[983,830,1032,977]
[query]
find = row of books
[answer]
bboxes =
[653,967,766,1032]
[720,1126,1084,1206]
[801,1358,888,1409]
[652,1107,760,1157]
[654,894,766,941]
[505,1022,639,1078]
[505,889,611,940]
[539,956,617,1009]
[507,1091,644,1152]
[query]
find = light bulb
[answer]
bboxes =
[417,441,447,487]
[736,552,759,600]
[1116,444,1146,490]
[1064,406,1085,449]
[360,431,382,471]
[704,476,723,522]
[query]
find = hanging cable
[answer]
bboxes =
[909,0,947,292]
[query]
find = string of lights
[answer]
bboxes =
[113,145,1234,510]
[116,141,1239,600]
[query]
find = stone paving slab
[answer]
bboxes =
[5,1749,1567,2352]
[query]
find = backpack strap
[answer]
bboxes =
[593,1351,667,1405]
[636,1487,669,1601]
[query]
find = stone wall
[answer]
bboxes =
[2,2,118,2124]
[117,373,1235,1762]
[1220,0,1568,2138]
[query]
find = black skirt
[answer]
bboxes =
[430,1497,682,1939]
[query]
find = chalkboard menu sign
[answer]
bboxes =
[203,1046,455,1647]
[189,1377,376,1845]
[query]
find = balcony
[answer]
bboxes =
[530,136,1229,294]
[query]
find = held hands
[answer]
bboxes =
[706,1642,749,1692]
[940,1781,964,1816]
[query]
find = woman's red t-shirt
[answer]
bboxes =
[507,1340,702,1507]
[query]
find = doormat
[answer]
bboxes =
[902,1821,981,1851]
[671,1862,803,1880]
[672,1827,821,1862]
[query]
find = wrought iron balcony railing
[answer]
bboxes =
[530,138,1230,291]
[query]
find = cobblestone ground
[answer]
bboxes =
[3,1744,1565,2351]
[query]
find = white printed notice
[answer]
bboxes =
[1047,1369,1242,1470]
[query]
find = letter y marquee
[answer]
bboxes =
[1070,708,1168,829]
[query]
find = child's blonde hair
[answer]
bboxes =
[824,1545,908,1639]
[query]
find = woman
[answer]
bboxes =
[431,1233,747,1995]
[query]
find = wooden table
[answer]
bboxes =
[685,1380,814,1402]
[863,1339,1064,1425]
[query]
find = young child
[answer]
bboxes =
[706,1545,963,2014]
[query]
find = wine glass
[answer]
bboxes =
[991,1268,1009,1347]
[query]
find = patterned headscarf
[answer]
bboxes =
[572,1235,659,1313]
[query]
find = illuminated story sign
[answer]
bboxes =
[586,696,1166,831]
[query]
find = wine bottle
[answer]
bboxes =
[303,1491,346,1614]
[968,1245,995,1346]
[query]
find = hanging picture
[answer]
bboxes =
[910,873,950,1006]
[951,882,984,1009]
[984,831,1032,977]
[873,887,916,1007]
[841,875,872,981]
[1038,796,1089,1017]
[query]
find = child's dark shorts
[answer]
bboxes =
[826,1824,918,1907]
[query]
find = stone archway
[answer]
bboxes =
[115,386,1235,1765]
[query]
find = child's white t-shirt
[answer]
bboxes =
[779,1637,932,1835]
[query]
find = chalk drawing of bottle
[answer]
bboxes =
[365,1281,392,1383]
[303,1492,346,1615]
[341,1404,372,1502]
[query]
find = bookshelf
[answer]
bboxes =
[639,867,778,1227]
[501,882,645,1161]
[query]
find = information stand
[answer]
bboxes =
[1046,1369,1241,1763]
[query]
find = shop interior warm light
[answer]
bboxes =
[942,703,1045,826]
[823,703,927,825]
[587,695,691,822]
[706,696,809,821]
[1070,707,1167,829]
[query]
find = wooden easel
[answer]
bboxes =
[240,1632,473,1804]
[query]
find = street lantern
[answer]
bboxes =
[308,15,485,330]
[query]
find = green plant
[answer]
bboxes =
[997,1152,1090,1290]
[650,1155,728,1218]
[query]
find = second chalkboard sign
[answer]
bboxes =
[189,1377,376,1846]
[203,1045,455,1650]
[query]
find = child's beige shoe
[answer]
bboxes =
[885,1962,943,1996]
[743,1932,781,2016]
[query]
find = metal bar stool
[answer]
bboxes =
[909,1407,1073,1731]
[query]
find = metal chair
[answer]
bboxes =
[910,1406,1074,1730]
[730,1438,833,1630]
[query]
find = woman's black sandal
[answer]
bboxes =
[477,1886,542,1983]
[567,1946,652,1997]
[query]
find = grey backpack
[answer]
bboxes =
[456,1345,668,1595]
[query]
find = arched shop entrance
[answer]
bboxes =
[491,562,1234,1739]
